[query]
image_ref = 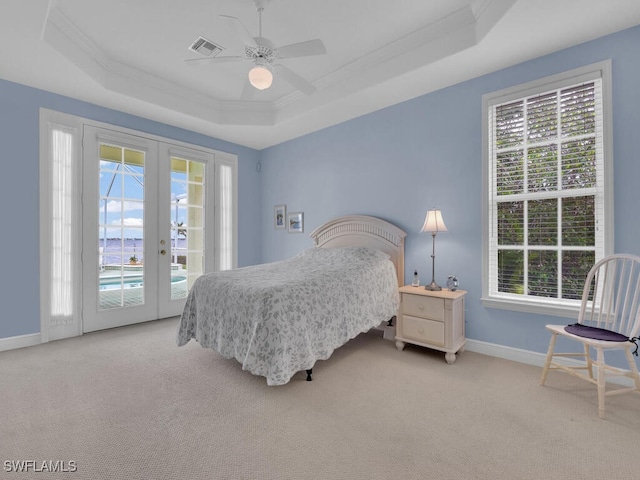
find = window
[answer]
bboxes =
[482,62,613,317]
[50,127,76,318]
[40,110,83,341]
[216,161,236,271]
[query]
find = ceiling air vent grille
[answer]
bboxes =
[188,36,224,57]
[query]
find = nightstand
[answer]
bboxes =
[395,285,467,364]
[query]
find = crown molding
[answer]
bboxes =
[41,1,515,129]
[43,7,277,125]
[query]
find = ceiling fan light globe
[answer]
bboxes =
[248,65,273,90]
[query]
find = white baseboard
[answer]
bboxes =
[0,333,41,352]
[465,339,546,367]
[465,338,636,387]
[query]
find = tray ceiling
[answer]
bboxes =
[1,0,639,149]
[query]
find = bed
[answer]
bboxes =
[176,215,407,386]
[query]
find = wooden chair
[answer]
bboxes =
[540,254,640,419]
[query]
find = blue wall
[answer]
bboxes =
[2,24,640,361]
[259,25,640,358]
[0,80,262,338]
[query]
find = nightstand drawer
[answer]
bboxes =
[401,315,445,346]
[402,293,444,320]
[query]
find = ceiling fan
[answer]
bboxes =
[187,0,326,97]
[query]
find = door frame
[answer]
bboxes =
[82,126,160,332]
[39,109,238,341]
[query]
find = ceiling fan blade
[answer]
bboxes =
[276,39,326,59]
[185,56,245,64]
[274,64,316,95]
[220,14,258,48]
[240,78,255,100]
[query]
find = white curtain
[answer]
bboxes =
[219,163,233,271]
[49,127,75,324]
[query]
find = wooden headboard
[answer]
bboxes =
[309,215,407,287]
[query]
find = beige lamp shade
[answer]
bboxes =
[421,209,448,233]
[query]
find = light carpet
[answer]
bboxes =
[1,317,639,480]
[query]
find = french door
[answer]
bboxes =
[82,127,214,332]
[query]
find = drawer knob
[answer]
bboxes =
[418,304,424,310]
[418,328,424,334]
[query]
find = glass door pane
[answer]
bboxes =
[82,126,158,333]
[169,156,205,301]
[98,144,146,310]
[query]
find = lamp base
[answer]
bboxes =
[424,281,442,291]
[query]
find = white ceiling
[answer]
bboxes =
[2,0,639,150]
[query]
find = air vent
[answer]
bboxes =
[188,36,224,57]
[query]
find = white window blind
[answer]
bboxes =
[484,63,611,313]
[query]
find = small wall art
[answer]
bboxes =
[274,204,286,229]
[287,212,304,233]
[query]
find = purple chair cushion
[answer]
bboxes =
[564,323,629,342]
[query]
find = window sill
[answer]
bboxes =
[481,296,580,319]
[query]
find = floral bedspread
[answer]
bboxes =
[176,246,399,385]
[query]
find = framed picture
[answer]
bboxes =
[287,212,304,233]
[274,204,286,229]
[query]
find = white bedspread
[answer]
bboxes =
[176,246,399,385]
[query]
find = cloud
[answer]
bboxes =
[120,217,143,227]
[100,200,143,213]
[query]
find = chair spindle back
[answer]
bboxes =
[579,254,640,338]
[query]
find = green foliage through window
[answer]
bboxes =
[488,76,605,302]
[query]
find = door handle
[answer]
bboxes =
[160,249,166,255]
